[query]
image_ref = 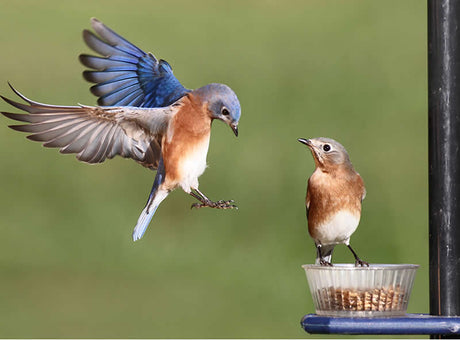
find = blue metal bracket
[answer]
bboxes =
[301,314,460,335]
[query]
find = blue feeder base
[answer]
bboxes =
[301,314,460,335]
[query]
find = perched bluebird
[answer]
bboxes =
[298,137,368,266]
[1,18,241,241]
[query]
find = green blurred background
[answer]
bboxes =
[0,0,427,338]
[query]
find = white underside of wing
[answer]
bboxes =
[120,106,176,135]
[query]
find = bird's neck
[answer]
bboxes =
[317,163,356,178]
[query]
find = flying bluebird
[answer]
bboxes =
[298,137,368,266]
[1,18,241,241]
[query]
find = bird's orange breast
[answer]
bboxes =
[161,95,212,190]
[307,168,365,240]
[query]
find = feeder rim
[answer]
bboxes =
[301,263,420,270]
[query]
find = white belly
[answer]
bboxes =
[179,137,210,192]
[313,210,360,246]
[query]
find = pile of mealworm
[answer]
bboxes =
[316,285,406,311]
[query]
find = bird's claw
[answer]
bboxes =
[319,259,333,267]
[191,199,238,210]
[355,259,369,267]
[216,199,238,209]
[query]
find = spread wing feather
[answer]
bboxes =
[1,84,179,169]
[80,18,189,108]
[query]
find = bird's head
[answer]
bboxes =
[194,83,240,136]
[298,137,352,171]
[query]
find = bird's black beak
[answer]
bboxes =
[298,138,311,146]
[231,124,238,137]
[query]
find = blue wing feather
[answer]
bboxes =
[80,18,189,108]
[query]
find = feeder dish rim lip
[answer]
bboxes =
[301,263,420,270]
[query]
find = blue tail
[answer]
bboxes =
[132,187,168,241]
[132,158,167,241]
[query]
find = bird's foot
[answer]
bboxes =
[319,259,333,267]
[355,258,370,267]
[191,199,238,210]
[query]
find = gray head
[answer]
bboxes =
[193,83,241,136]
[298,137,353,170]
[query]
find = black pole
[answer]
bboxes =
[428,0,460,338]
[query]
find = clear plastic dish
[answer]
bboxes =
[302,264,419,317]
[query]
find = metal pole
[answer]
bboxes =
[428,0,460,338]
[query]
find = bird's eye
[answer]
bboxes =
[222,108,230,116]
[323,144,331,152]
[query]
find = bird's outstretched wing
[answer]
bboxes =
[80,18,189,108]
[1,84,179,169]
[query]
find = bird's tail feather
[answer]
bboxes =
[132,157,166,241]
[132,188,168,241]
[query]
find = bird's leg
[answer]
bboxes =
[347,245,369,267]
[317,245,333,266]
[190,188,237,210]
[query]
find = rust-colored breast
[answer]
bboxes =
[161,94,212,190]
[306,168,365,239]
